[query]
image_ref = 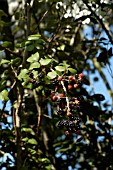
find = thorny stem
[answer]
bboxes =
[33,89,41,135]
[14,86,23,170]
[60,80,70,113]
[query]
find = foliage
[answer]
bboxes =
[0,0,113,170]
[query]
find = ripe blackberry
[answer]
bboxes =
[52,79,59,85]
[34,81,41,87]
[45,90,51,96]
[69,121,74,127]
[38,73,44,79]
[29,72,34,78]
[57,108,63,116]
[58,120,65,127]
[77,95,84,101]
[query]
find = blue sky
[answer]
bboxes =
[83,25,113,110]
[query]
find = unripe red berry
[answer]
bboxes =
[74,99,80,104]
[59,93,64,98]
[51,92,54,98]
[29,79,33,83]
[68,85,73,90]
[68,76,74,80]
[52,95,58,101]
[67,111,71,116]
[74,130,80,135]
[74,84,78,88]
[79,73,84,79]
[57,76,62,81]
[65,130,70,135]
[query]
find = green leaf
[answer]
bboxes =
[22,137,29,142]
[26,45,34,51]
[0,59,10,65]
[41,158,50,163]
[47,71,57,79]
[18,69,28,80]
[55,66,66,72]
[28,148,37,155]
[11,57,21,66]
[27,52,39,62]
[21,127,35,135]
[29,62,40,70]
[2,41,12,48]
[28,34,41,40]
[0,89,9,101]
[68,68,77,74]
[40,58,52,65]
[25,40,31,46]
[27,138,37,145]
[0,9,8,17]
[90,94,105,101]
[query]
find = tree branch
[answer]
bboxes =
[33,89,41,135]
[82,1,113,44]
[22,2,31,68]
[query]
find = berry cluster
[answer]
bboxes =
[29,72,43,88]
[29,71,85,136]
[50,73,85,135]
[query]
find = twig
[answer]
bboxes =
[22,2,31,68]
[15,86,23,170]
[33,89,41,135]
[92,58,113,97]
[0,45,22,58]
[70,22,82,46]
[60,80,70,113]
[32,2,55,34]
[82,1,113,44]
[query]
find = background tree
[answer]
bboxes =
[0,0,113,170]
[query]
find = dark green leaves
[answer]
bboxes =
[25,34,44,51]
[90,94,105,101]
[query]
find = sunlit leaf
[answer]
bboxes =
[68,68,77,74]
[29,62,40,70]
[27,138,37,145]
[28,34,41,40]
[18,69,28,80]
[0,89,9,101]
[40,58,52,65]
[47,71,57,79]
[0,59,10,65]
[27,52,39,62]
[55,66,66,72]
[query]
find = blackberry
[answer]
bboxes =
[77,95,84,101]
[52,79,59,85]
[75,125,80,130]
[34,81,41,88]
[57,108,63,116]
[69,121,74,127]
[29,72,34,78]
[75,74,78,79]
[64,120,69,127]
[38,74,43,79]
[45,90,51,96]
[68,115,74,121]
[58,120,64,127]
